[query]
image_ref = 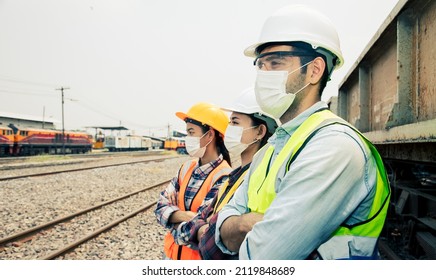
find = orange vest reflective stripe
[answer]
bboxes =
[178,160,198,211]
[164,159,230,260]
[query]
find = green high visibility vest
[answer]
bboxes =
[247,109,390,239]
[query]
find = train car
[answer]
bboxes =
[164,137,186,154]
[151,139,164,150]
[105,135,152,152]
[0,126,14,156]
[105,135,128,151]
[337,0,436,259]
[93,132,105,149]
[12,127,92,156]
[141,137,152,150]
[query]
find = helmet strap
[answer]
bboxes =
[185,118,209,130]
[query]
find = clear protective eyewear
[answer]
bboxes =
[254,51,316,70]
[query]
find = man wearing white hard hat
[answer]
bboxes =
[216,5,390,260]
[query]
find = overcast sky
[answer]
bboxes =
[0,0,400,137]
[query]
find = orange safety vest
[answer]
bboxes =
[164,159,230,260]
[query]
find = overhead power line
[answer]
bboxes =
[0,89,58,97]
[74,100,167,131]
[0,75,59,88]
[0,74,169,132]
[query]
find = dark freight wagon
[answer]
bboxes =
[336,0,436,259]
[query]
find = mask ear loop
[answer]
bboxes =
[242,125,261,147]
[251,123,268,144]
[242,125,258,132]
[201,129,213,149]
[283,60,314,96]
[287,59,314,77]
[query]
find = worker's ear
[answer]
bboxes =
[308,57,326,85]
[207,128,215,140]
[255,124,267,140]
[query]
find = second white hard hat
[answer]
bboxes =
[222,87,279,134]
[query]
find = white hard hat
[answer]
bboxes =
[245,5,344,74]
[222,87,279,134]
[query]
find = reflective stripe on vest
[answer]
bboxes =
[247,109,390,243]
[213,169,248,214]
[164,159,231,260]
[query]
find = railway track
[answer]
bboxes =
[0,155,178,181]
[0,150,169,169]
[0,179,170,259]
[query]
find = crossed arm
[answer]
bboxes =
[219,212,263,251]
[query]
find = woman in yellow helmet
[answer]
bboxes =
[155,102,232,260]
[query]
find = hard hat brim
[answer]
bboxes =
[175,111,189,121]
[244,43,260,58]
[220,105,257,115]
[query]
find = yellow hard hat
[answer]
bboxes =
[176,102,229,136]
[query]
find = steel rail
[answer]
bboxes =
[0,179,171,245]
[0,156,176,181]
[40,201,156,260]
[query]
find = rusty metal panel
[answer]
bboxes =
[370,41,397,131]
[338,0,436,143]
[417,1,436,121]
[347,80,360,127]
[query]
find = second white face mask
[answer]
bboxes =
[254,60,312,119]
[224,125,256,157]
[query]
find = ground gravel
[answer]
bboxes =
[0,153,188,260]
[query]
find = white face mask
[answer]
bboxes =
[184,132,210,158]
[254,60,313,119]
[224,125,257,157]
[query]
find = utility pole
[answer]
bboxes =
[42,106,45,129]
[56,87,70,155]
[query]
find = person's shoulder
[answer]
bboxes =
[251,143,272,166]
[179,158,198,172]
[182,158,198,165]
[313,123,371,158]
[316,122,362,140]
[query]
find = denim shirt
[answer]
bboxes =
[215,101,377,259]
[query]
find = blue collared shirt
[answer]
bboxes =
[215,101,377,259]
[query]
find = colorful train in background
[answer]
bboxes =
[163,137,186,154]
[0,125,92,156]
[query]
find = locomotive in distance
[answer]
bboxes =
[0,124,92,156]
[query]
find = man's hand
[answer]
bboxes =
[220,212,264,252]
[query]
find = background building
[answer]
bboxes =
[0,112,59,129]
